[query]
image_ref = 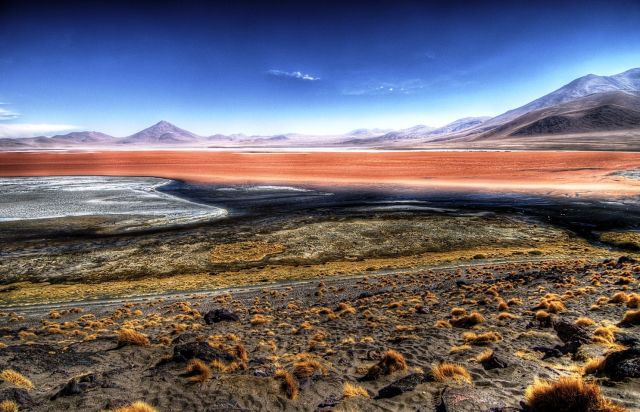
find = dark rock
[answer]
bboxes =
[376,373,430,399]
[618,256,637,265]
[51,378,82,399]
[456,280,468,288]
[204,309,240,324]
[0,388,34,408]
[532,346,564,359]
[416,306,430,314]
[318,396,340,408]
[615,332,639,347]
[172,341,234,363]
[553,319,590,344]
[601,348,640,379]
[480,351,508,370]
[436,387,508,411]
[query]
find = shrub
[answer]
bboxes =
[620,309,640,326]
[432,362,472,383]
[0,369,34,390]
[343,382,370,398]
[361,350,407,381]
[117,329,150,347]
[293,359,322,379]
[450,311,485,328]
[274,369,298,400]
[185,359,211,383]
[113,401,159,412]
[610,292,629,304]
[524,376,626,412]
[0,400,18,412]
[462,331,502,345]
[575,317,596,327]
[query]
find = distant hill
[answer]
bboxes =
[1,68,640,150]
[119,120,201,145]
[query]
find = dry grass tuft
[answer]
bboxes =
[609,292,629,304]
[113,401,159,412]
[583,357,605,375]
[475,349,494,363]
[524,376,627,412]
[575,317,596,327]
[185,359,211,383]
[627,293,640,308]
[362,350,407,381]
[462,331,502,345]
[0,369,34,390]
[293,359,323,379]
[432,362,472,383]
[450,311,485,328]
[435,319,452,328]
[250,314,272,326]
[449,344,472,354]
[117,328,150,347]
[274,369,299,400]
[620,309,640,326]
[343,382,370,398]
[0,400,18,412]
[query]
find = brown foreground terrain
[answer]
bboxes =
[1,256,640,411]
[1,150,640,195]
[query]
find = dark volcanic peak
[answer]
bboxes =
[511,104,640,136]
[484,67,640,128]
[120,120,202,145]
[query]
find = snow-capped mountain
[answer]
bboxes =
[484,68,640,128]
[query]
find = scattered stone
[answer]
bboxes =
[614,332,639,347]
[172,341,234,363]
[617,256,637,265]
[204,308,240,324]
[437,387,508,411]
[50,373,103,400]
[553,319,590,344]
[600,348,640,379]
[376,373,430,399]
[480,351,508,370]
[0,388,34,408]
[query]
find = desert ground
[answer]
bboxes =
[1,151,640,411]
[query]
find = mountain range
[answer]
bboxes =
[1,68,639,150]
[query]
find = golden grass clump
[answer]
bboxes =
[583,357,605,375]
[575,317,596,327]
[274,369,299,400]
[609,292,629,304]
[593,325,619,344]
[627,293,640,308]
[184,359,211,383]
[462,331,502,345]
[450,311,485,328]
[450,307,467,316]
[0,400,18,412]
[475,349,494,363]
[497,312,518,320]
[362,350,407,380]
[449,344,472,354]
[343,382,370,398]
[250,314,272,326]
[0,369,34,390]
[431,362,472,383]
[524,376,627,412]
[113,401,159,412]
[435,319,452,328]
[117,328,150,347]
[620,309,640,326]
[293,359,323,379]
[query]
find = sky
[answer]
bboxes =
[0,0,639,138]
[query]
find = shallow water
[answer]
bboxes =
[0,176,227,230]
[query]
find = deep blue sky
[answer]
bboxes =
[1,0,639,137]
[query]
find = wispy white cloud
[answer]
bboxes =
[342,78,429,96]
[0,107,20,121]
[267,69,320,81]
[0,123,80,138]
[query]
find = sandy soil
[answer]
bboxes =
[1,257,639,411]
[1,151,640,195]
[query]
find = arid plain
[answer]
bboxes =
[1,150,640,411]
